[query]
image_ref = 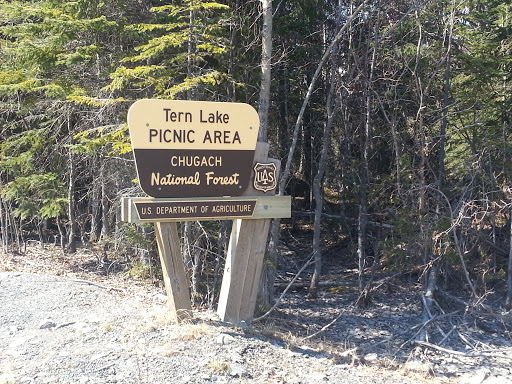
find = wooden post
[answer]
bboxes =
[154,222,192,322]
[217,142,276,324]
[217,219,271,323]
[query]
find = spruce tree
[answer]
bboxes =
[106,0,231,100]
[0,0,128,248]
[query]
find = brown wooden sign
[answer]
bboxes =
[128,99,259,198]
[134,199,257,220]
[124,102,291,326]
[121,196,291,223]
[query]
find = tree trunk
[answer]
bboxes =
[506,206,512,310]
[37,219,45,248]
[182,221,192,272]
[438,2,455,195]
[4,201,22,253]
[309,69,337,299]
[0,198,6,254]
[417,265,438,342]
[255,0,274,310]
[56,215,66,254]
[191,225,202,304]
[67,145,77,254]
[100,160,111,239]
[227,0,240,101]
[277,64,290,161]
[90,155,101,243]
[258,0,272,143]
[358,7,380,293]
[210,220,231,309]
[187,0,196,100]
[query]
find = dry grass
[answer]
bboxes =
[153,343,181,357]
[401,357,435,379]
[205,359,230,374]
[175,322,213,341]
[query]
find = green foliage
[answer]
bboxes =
[121,223,155,252]
[73,124,131,155]
[445,0,512,186]
[0,173,67,219]
[0,129,47,174]
[106,0,231,99]
[0,0,118,98]
[0,0,136,237]
[126,260,157,280]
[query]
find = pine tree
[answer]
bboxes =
[0,0,130,249]
[106,0,231,100]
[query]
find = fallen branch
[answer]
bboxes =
[67,278,126,294]
[254,253,315,322]
[438,288,512,323]
[302,310,344,340]
[274,280,356,290]
[416,266,438,342]
[478,303,512,323]
[400,311,461,348]
[415,341,512,360]
[55,321,76,330]
[303,273,410,340]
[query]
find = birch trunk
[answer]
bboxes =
[90,155,101,242]
[256,0,274,309]
[100,160,111,239]
[258,0,272,143]
[0,198,6,254]
[187,0,195,100]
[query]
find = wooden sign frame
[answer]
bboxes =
[120,143,288,324]
[120,194,290,324]
[123,98,290,324]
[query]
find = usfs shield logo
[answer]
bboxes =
[253,162,277,193]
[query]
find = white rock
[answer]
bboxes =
[216,333,235,345]
[230,363,247,377]
[363,353,378,362]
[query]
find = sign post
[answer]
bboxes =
[122,99,290,324]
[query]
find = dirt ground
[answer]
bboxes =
[1,245,512,384]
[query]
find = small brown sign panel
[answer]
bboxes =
[128,99,259,198]
[253,162,277,193]
[134,200,257,221]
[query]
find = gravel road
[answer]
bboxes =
[0,271,430,384]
